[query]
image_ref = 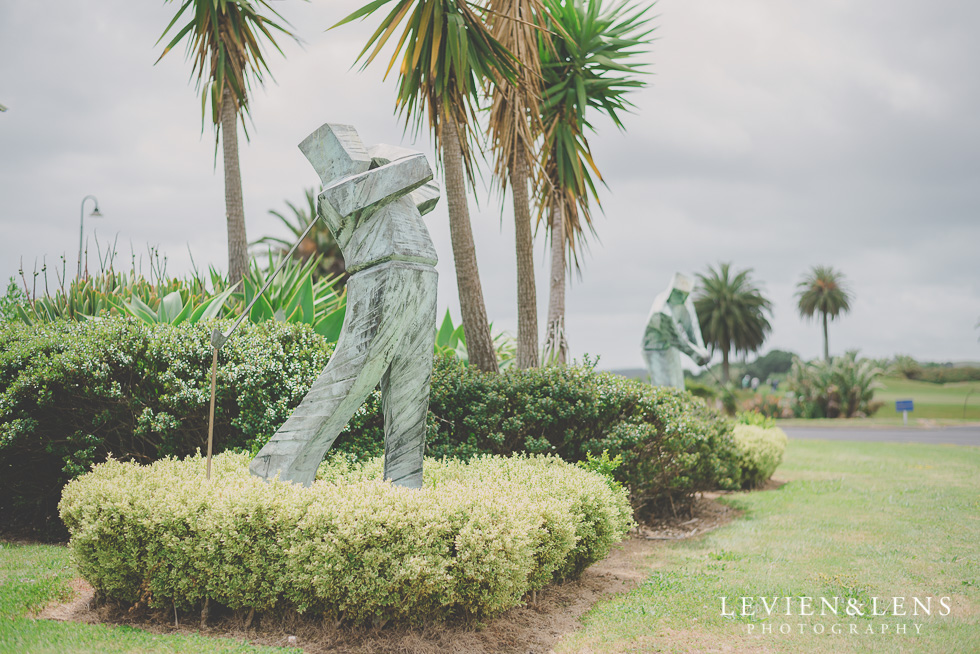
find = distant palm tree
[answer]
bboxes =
[252,189,346,283]
[335,0,516,373]
[796,265,853,362]
[537,0,652,364]
[694,263,773,383]
[156,0,296,285]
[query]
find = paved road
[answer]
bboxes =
[783,426,980,447]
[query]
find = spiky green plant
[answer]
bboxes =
[786,352,882,419]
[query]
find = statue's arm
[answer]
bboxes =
[671,308,711,365]
[318,154,433,229]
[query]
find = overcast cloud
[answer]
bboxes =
[1,0,978,370]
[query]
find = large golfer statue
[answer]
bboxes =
[641,273,711,389]
[250,124,439,488]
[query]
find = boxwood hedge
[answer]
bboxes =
[59,452,634,626]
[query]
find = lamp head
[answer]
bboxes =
[90,206,102,218]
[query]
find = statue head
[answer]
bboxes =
[298,124,372,186]
[666,272,695,306]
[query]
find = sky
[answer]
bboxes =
[1,0,978,370]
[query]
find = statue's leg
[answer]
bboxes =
[380,266,438,489]
[249,264,409,485]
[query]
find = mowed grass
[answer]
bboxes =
[874,377,980,420]
[556,440,980,653]
[0,544,293,653]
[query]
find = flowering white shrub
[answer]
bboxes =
[60,452,633,625]
[731,424,788,488]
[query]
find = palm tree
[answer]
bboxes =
[796,265,853,362]
[485,0,549,369]
[694,262,773,383]
[335,0,517,373]
[156,0,296,286]
[252,189,346,283]
[537,0,652,364]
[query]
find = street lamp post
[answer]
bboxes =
[78,195,102,278]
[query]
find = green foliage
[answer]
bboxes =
[12,265,229,326]
[241,253,347,342]
[735,410,776,429]
[684,379,717,401]
[796,265,852,323]
[786,352,883,418]
[908,365,980,384]
[334,355,741,519]
[0,318,332,537]
[10,250,347,340]
[577,449,625,492]
[743,349,795,381]
[536,0,653,265]
[0,277,27,322]
[886,354,922,379]
[59,452,633,625]
[731,424,787,488]
[335,0,517,180]
[433,309,516,370]
[155,0,296,137]
[740,393,789,419]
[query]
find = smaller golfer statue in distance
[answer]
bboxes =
[641,273,711,389]
[250,124,439,489]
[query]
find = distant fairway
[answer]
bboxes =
[875,377,980,420]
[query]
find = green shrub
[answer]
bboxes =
[59,452,633,626]
[314,355,741,519]
[732,424,787,488]
[736,410,776,429]
[4,319,738,536]
[915,366,980,384]
[786,352,883,418]
[0,318,332,536]
[684,379,717,401]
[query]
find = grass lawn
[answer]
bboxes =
[5,440,977,653]
[556,440,980,653]
[873,377,980,420]
[0,545,292,653]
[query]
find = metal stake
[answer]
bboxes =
[206,346,218,480]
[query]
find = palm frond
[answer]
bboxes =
[156,0,298,142]
[535,0,654,271]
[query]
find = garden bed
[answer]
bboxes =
[59,452,634,628]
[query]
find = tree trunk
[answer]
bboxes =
[822,311,829,362]
[512,145,538,368]
[221,87,248,286]
[544,197,568,365]
[440,108,499,374]
[722,348,730,384]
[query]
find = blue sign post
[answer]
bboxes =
[896,399,914,426]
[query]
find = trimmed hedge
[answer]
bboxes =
[4,317,740,534]
[0,318,330,536]
[59,452,633,626]
[731,424,788,488]
[331,355,741,518]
